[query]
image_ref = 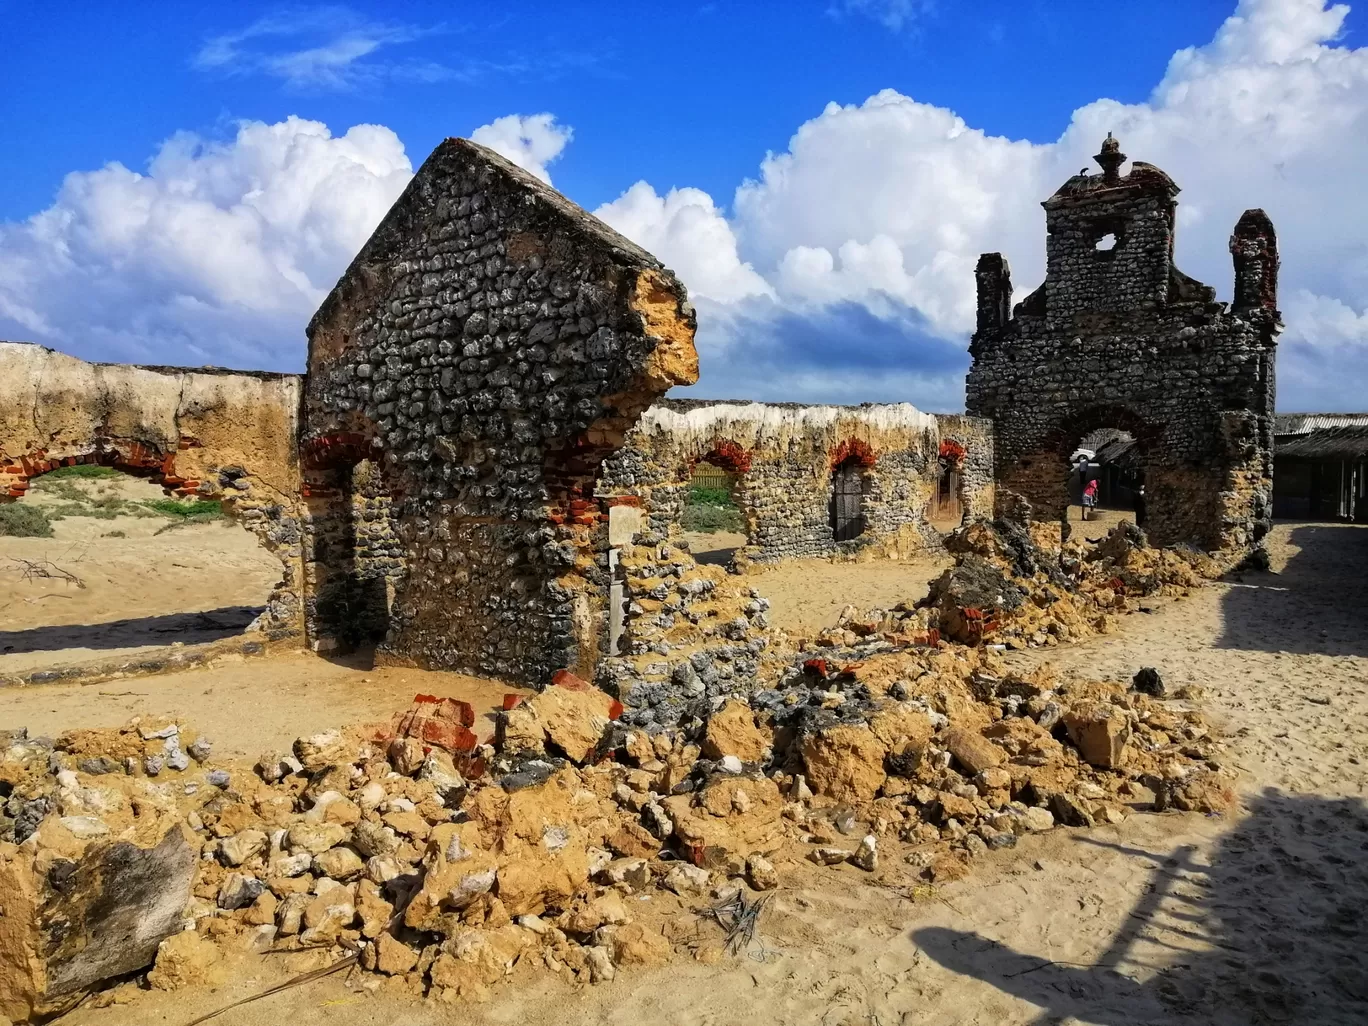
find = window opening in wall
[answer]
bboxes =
[830,457,867,541]
[681,458,746,567]
[1068,428,1143,528]
[0,463,279,678]
[1095,232,1118,252]
[929,464,963,534]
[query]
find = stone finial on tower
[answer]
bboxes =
[974,253,1013,332]
[1095,133,1125,184]
[1230,208,1279,313]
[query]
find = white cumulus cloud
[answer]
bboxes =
[598,0,1368,411]
[469,114,572,185]
[0,117,414,369]
[594,183,772,304]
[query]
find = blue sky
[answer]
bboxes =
[2,0,1366,411]
[0,2,1245,219]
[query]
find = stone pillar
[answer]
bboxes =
[974,253,1013,332]
[1230,208,1279,313]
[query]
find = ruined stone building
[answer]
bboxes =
[1,133,1284,694]
[598,400,994,563]
[300,139,698,684]
[967,135,1281,552]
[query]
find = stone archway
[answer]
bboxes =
[2,440,304,638]
[680,439,754,565]
[0,345,307,637]
[299,433,401,653]
[966,138,1280,555]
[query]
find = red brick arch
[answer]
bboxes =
[829,438,877,470]
[688,438,752,475]
[302,431,380,471]
[1,438,218,501]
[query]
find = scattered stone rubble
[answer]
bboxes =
[806,518,1221,652]
[1,631,1233,1020]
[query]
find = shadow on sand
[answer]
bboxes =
[1215,522,1368,658]
[914,789,1368,1024]
[0,605,265,655]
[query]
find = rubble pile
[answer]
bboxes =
[597,534,798,726]
[809,518,1223,651]
[1,649,1233,1020]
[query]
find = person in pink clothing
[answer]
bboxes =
[1081,477,1099,520]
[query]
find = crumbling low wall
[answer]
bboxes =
[597,400,995,562]
[0,341,305,636]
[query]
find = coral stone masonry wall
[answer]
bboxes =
[966,136,1281,553]
[598,400,995,561]
[0,341,305,635]
[301,138,698,685]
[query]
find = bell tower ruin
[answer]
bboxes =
[966,136,1281,554]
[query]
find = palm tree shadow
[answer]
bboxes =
[913,790,1368,1025]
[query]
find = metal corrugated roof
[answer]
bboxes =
[1093,435,1142,470]
[1276,425,1368,460]
[1274,413,1368,436]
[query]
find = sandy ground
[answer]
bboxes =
[680,530,746,566]
[0,475,282,675]
[31,520,1368,1026]
[0,652,527,758]
[682,529,953,636]
[1065,506,1137,533]
[749,555,953,635]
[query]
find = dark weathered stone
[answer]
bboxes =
[301,137,698,686]
[0,824,196,1021]
[966,136,1279,556]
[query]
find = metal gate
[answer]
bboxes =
[830,461,866,541]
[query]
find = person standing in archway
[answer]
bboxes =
[1082,476,1099,521]
[1134,483,1147,528]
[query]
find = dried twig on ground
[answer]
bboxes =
[181,954,358,1026]
[2,557,86,588]
[702,891,771,956]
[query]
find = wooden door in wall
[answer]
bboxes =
[830,461,866,541]
[932,467,962,524]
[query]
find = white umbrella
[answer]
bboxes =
[1070,448,1095,464]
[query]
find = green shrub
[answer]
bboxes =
[680,502,745,534]
[143,498,222,519]
[42,464,119,480]
[687,484,736,508]
[0,503,54,537]
[30,478,88,502]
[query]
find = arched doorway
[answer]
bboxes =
[829,457,868,541]
[302,442,400,656]
[928,438,968,534]
[1069,428,1144,527]
[1053,406,1158,535]
[680,441,751,566]
[0,462,283,676]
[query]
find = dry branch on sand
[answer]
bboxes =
[1,556,86,589]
